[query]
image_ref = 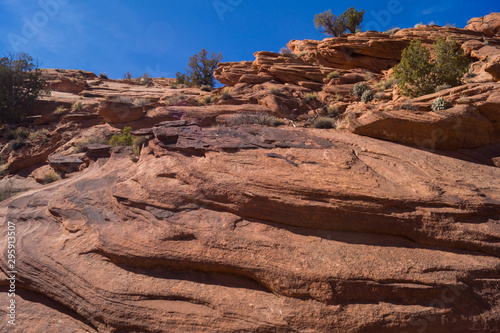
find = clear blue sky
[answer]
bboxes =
[0,0,498,80]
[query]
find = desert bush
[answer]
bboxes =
[431,97,449,111]
[43,170,61,184]
[132,136,148,156]
[314,10,346,37]
[0,53,49,123]
[314,7,364,36]
[72,102,83,111]
[54,106,69,114]
[414,22,424,28]
[435,84,451,92]
[200,85,212,92]
[279,47,295,58]
[138,73,152,85]
[99,72,108,79]
[364,72,374,81]
[313,117,336,129]
[361,90,375,103]
[327,71,340,79]
[110,127,135,146]
[186,49,223,87]
[133,98,150,107]
[384,27,400,35]
[269,86,283,96]
[228,113,285,127]
[5,127,29,140]
[123,72,133,80]
[327,105,339,117]
[220,87,232,100]
[166,94,188,105]
[298,51,308,57]
[175,72,190,86]
[393,38,469,97]
[28,128,49,141]
[336,94,345,101]
[74,136,106,153]
[198,94,218,104]
[352,82,371,99]
[376,78,399,91]
[303,92,319,102]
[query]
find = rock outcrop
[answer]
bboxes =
[2,123,500,332]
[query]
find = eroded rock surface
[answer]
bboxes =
[1,124,500,332]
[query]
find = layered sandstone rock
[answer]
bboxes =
[1,123,500,332]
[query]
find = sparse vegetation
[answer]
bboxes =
[279,47,295,58]
[352,82,371,99]
[138,73,152,85]
[43,170,61,184]
[74,136,106,153]
[431,97,449,111]
[376,78,399,91]
[184,49,223,87]
[364,72,374,81]
[303,92,319,102]
[198,94,218,104]
[110,127,135,146]
[201,85,212,92]
[72,102,83,111]
[132,136,148,156]
[326,105,339,117]
[99,72,108,79]
[123,72,133,80]
[435,84,451,92]
[313,117,336,129]
[393,38,469,97]
[220,87,232,100]
[166,94,188,105]
[0,53,50,123]
[269,86,283,96]
[227,113,285,127]
[327,71,341,79]
[361,89,375,103]
[384,27,400,35]
[314,7,364,36]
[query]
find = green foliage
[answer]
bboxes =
[314,10,346,37]
[72,102,83,111]
[5,127,29,140]
[361,89,375,103]
[393,38,469,97]
[43,170,61,184]
[313,117,336,129]
[327,71,340,79]
[175,72,190,86]
[227,113,285,127]
[132,136,148,156]
[433,37,469,87]
[269,86,283,96]
[110,127,134,146]
[326,105,339,117]
[0,53,49,123]
[186,49,223,87]
[314,7,364,36]
[303,92,319,102]
[342,7,365,33]
[431,97,449,111]
[352,82,371,99]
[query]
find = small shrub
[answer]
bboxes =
[384,27,400,35]
[298,52,308,57]
[220,88,232,100]
[376,78,399,91]
[200,85,212,92]
[279,47,295,58]
[435,84,451,92]
[431,97,449,111]
[99,72,108,79]
[361,90,375,103]
[138,73,152,85]
[175,72,191,86]
[123,72,133,80]
[72,102,83,111]
[327,105,339,117]
[303,92,319,102]
[132,136,148,156]
[228,113,285,127]
[353,82,371,99]
[9,139,26,151]
[364,72,374,81]
[133,98,150,107]
[166,94,188,105]
[327,71,340,79]
[5,127,29,140]
[198,94,218,104]
[336,94,344,101]
[110,127,135,146]
[401,102,419,111]
[187,49,223,87]
[269,86,283,96]
[54,106,69,114]
[43,170,61,184]
[313,117,335,129]
[28,129,49,141]
[414,22,424,28]
[74,136,106,153]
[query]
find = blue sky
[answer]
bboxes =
[0,0,498,80]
